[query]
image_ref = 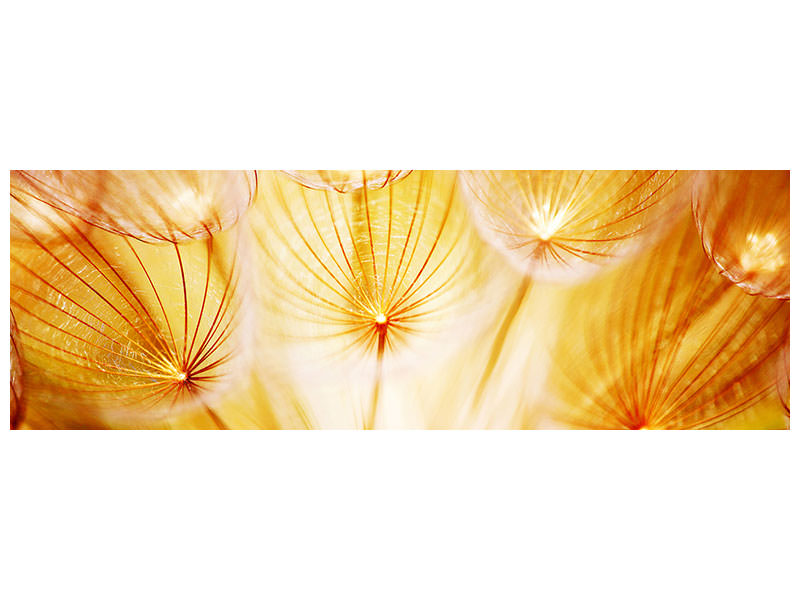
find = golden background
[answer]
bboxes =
[9,170,790,429]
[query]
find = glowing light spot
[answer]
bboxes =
[529,205,567,241]
[173,188,211,222]
[176,372,188,382]
[533,221,558,241]
[739,232,785,273]
[375,313,387,325]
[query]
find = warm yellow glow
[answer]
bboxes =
[693,170,789,299]
[528,199,568,242]
[10,170,256,243]
[460,170,688,281]
[529,213,565,241]
[10,209,246,427]
[740,232,785,273]
[10,170,789,430]
[550,213,788,430]
[281,170,411,193]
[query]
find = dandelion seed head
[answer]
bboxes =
[693,170,789,299]
[11,170,257,243]
[10,222,249,425]
[550,213,789,430]
[461,170,687,282]
[252,170,507,381]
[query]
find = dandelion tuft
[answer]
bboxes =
[692,170,789,299]
[549,210,789,429]
[11,170,257,244]
[250,170,508,427]
[459,170,689,281]
[10,197,250,426]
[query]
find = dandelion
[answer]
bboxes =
[549,210,789,429]
[250,170,502,427]
[281,170,411,193]
[692,170,789,299]
[8,170,790,430]
[459,170,689,281]
[10,197,249,427]
[11,170,257,244]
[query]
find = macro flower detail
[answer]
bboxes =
[250,170,504,427]
[11,170,257,244]
[281,170,411,193]
[459,170,689,281]
[10,198,248,427]
[692,170,789,299]
[7,170,789,430]
[549,210,789,429]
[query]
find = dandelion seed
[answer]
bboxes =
[10,198,250,426]
[251,170,506,427]
[11,170,257,244]
[692,170,789,299]
[10,170,789,430]
[549,210,789,429]
[459,170,690,281]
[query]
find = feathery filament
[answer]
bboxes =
[10,198,248,426]
[550,211,789,429]
[692,170,789,299]
[459,170,689,281]
[11,170,257,244]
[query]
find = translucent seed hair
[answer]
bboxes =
[11,170,257,244]
[250,170,507,427]
[10,197,250,426]
[692,170,789,299]
[549,210,789,429]
[459,170,689,281]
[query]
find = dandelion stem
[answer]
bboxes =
[367,330,387,429]
[204,404,229,430]
[472,278,532,410]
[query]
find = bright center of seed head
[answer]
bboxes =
[740,231,785,272]
[176,372,188,382]
[375,313,387,325]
